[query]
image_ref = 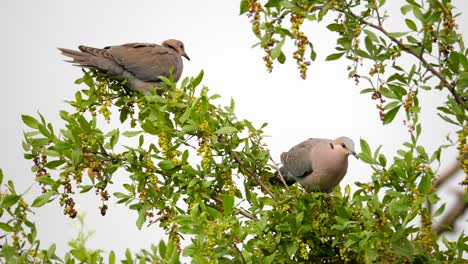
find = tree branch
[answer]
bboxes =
[432,191,468,235]
[232,152,276,199]
[352,14,467,110]
[433,162,461,189]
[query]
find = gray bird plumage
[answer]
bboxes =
[271,136,357,192]
[58,39,190,93]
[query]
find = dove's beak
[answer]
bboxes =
[183,53,190,61]
[352,151,358,159]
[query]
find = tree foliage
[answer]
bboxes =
[1,0,468,263]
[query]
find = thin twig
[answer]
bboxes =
[352,14,467,109]
[269,155,291,191]
[211,195,258,221]
[232,243,247,264]
[232,152,276,199]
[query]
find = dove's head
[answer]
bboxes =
[333,136,357,158]
[163,39,190,61]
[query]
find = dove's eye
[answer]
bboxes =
[341,143,346,148]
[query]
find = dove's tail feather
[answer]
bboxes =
[58,47,94,68]
[58,47,123,76]
[270,167,297,186]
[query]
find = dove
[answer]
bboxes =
[270,136,357,192]
[58,39,190,93]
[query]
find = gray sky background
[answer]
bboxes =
[1,0,467,258]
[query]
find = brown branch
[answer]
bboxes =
[269,155,291,191]
[232,152,276,199]
[211,195,258,221]
[350,14,467,110]
[232,243,247,264]
[432,191,468,235]
[433,162,461,189]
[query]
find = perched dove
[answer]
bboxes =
[58,39,190,93]
[270,136,357,192]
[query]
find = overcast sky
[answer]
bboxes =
[1,0,467,259]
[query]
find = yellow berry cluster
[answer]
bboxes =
[369,62,385,76]
[296,237,309,260]
[198,120,212,171]
[246,0,262,35]
[403,90,415,112]
[59,193,77,218]
[158,131,178,160]
[419,208,434,253]
[457,127,468,189]
[291,14,310,79]
[221,170,237,196]
[145,158,160,192]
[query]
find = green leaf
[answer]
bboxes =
[159,160,176,171]
[325,52,345,61]
[123,131,143,137]
[327,23,345,32]
[0,194,21,208]
[360,138,371,156]
[387,32,408,38]
[206,206,223,219]
[413,7,425,22]
[22,115,40,129]
[215,126,238,135]
[0,169,3,185]
[31,190,57,207]
[136,209,146,229]
[0,223,14,232]
[159,240,167,258]
[383,106,401,125]
[223,194,234,217]
[271,38,285,60]
[109,251,116,264]
[405,19,417,31]
[240,0,249,15]
[418,172,432,194]
[286,243,299,256]
[432,203,446,218]
[44,159,66,169]
[364,29,379,42]
[36,176,57,186]
[191,70,204,88]
[265,0,281,8]
[401,4,413,15]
